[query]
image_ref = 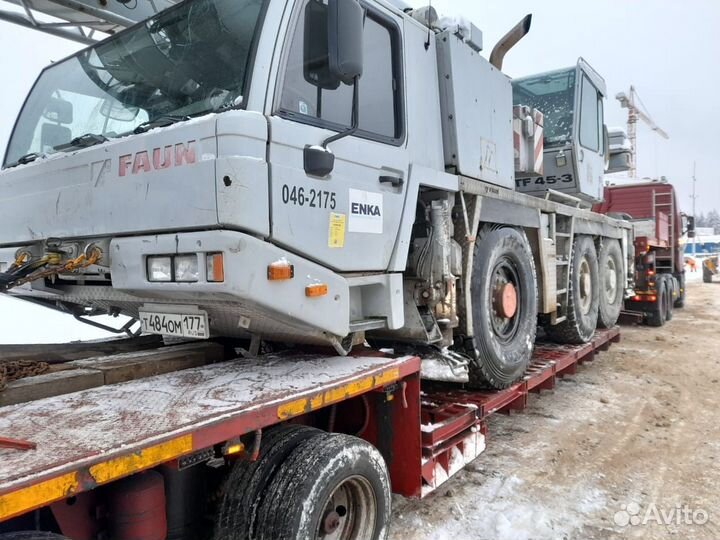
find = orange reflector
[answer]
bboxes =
[224,443,244,456]
[306,284,328,297]
[267,261,294,281]
[207,253,224,282]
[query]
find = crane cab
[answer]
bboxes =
[512,58,608,204]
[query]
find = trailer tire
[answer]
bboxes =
[467,225,537,389]
[647,277,667,327]
[597,239,623,328]
[256,433,390,540]
[0,534,70,540]
[214,425,323,540]
[546,235,599,344]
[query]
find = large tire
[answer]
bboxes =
[674,273,686,308]
[0,534,70,540]
[703,265,713,283]
[546,235,600,344]
[256,433,390,540]
[214,425,323,540]
[597,239,624,329]
[664,276,674,321]
[467,225,537,389]
[647,276,667,327]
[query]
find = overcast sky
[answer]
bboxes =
[0,0,718,343]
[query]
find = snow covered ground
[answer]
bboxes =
[390,281,720,540]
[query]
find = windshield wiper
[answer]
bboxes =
[54,132,108,152]
[5,152,42,168]
[133,115,190,134]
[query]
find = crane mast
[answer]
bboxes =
[616,85,669,177]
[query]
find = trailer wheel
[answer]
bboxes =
[0,534,70,539]
[546,235,599,344]
[597,239,624,328]
[256,433,390,540]
[647,276,667,327]
[467,225,537,389]
[214,425,323,540]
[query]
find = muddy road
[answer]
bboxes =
[390,279,720,540]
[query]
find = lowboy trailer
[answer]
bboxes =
[0,328,619,539]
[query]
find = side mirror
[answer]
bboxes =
[328,0,364,85]
[602,124,610,171]
[304,145,335,177]
[303,0,363,89]
[686,215,696,238]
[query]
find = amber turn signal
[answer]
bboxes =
[305,284,328,297]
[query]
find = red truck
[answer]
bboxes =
[593,180,694,326]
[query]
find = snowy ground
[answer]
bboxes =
[390,281,720,540]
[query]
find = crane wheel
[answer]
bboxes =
[255,433,391,540]
[467,225,537,389]
[546,235,599,344]
[597,239,623,328]
[214,425,323,540]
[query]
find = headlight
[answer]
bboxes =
[174,254,199,282]
[147,256,173,282]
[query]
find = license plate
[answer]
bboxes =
[139,310,209,339]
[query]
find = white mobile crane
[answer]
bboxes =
[0,1,637,538]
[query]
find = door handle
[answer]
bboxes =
[379,175,404,187]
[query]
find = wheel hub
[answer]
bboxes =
[604,257,617,302]
[489,257,523,343]
[578,257,593,315]
[494,282,518,318]
[316,476,375,539]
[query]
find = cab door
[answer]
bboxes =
[267,0,409,272]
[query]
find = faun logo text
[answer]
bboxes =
[119,140,196,177]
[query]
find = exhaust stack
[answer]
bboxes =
[489,14,532,70]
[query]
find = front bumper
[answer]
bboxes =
[107,230,350,340]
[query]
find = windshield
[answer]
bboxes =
[512,68,576,148]
[4,0,266,167]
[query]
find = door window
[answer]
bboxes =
[278,1,403,143]
[579,74,601,152]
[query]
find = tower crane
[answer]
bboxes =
[616,85,669,178]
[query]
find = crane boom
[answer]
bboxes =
[0,0,177,44]
[615,85,669,177]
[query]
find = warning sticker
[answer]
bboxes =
[348,188,383,234]
[328,212,346,248]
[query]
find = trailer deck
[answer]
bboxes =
[0,354,419,521]
[0,327,621,528]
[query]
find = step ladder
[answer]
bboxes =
[550,213,575,324]
[652,189,675,274]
